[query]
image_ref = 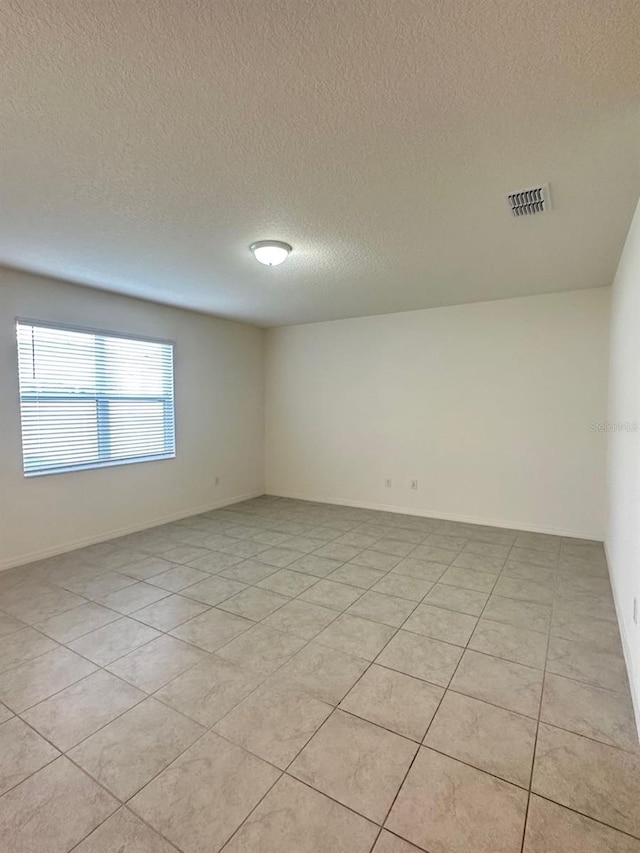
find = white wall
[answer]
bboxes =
[266,288,610,539]
[606,199,640,724]
[0,269,614,571]
[0,268,265,568]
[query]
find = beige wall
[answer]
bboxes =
[606,198,640,726]
[266,288,610,539]
[0,268,265,568]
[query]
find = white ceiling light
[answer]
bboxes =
[250,240,292,266]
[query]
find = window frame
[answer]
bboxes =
[15,317,177,478]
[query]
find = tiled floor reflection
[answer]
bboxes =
[0,496,638,852]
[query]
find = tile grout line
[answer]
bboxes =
[169,529,445,850]
[0,500,630,852]
[365,544,510,850]
[0,525,522,772]
[152,520,446,851]
[516,539,557,853]
[66,802,181,853]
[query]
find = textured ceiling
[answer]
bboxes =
[1,0,638,326]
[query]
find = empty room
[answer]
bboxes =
[0,1,639,851]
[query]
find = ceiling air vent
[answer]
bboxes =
[507,184,551,217]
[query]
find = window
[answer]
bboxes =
[16,320,175,476]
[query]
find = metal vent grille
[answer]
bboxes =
[507,184,551,217]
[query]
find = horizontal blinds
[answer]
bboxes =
[16,321,175,476]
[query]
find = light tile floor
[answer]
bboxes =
[0,496,638,852]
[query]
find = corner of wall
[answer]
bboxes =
[605,542,640,741]
[605,196,640,739]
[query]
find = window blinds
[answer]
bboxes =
[16,321,175,476]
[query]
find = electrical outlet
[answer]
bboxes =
[384,478,392,488]
[215,476,219,486]
[634,597,638,626]
[410,479,418,490]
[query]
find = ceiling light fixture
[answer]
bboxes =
[249,240,292,266]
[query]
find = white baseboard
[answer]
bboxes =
[604,541,640,742]
[266,488,603,541]
[0,490,265,571]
